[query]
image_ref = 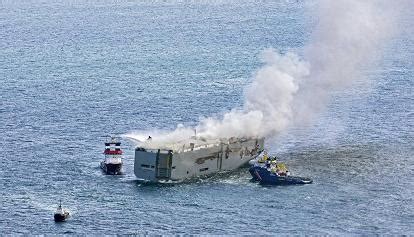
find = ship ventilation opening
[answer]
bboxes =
[156,150,173,179]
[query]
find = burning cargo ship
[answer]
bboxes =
[133,137,264,182]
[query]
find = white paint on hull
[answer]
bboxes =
[134,138,264,182]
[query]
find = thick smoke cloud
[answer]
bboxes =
[197,51,309,139]
[293,0,397,124]
[126,0,405,145]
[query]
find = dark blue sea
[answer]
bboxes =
[0,0,413,234]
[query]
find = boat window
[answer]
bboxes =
[199,167,208,172]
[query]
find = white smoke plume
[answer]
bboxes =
[293,0,398,123]
[126,0,406,145]
[197,50,309,139]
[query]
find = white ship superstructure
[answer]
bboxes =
[101,136,123,175]
[134,137,264,182]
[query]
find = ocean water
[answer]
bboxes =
[0,0,413,234]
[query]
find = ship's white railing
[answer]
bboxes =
[137,137,257,153]
[181,143,219,153]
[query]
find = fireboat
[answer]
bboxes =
[248,151,313,185]
[101,136,123,175]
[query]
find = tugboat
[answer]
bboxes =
[101,136,123,175]
[249,152,312,185]
[54,200,70,222]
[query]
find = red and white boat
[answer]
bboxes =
[101,136,123,175]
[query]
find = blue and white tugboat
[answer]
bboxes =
[54,200,70,222]
[101,136,123,175]
[249,152,312,185]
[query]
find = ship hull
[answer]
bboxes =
[54,213,69,222]
[249,166,312,185]
[100,162,123,175]
[134,138,264,182]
